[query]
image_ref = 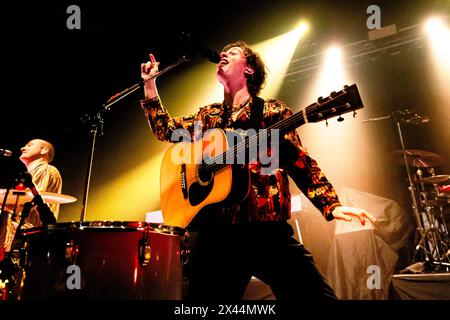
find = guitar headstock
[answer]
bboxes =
[305,84,364,123]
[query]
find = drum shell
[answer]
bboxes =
[19,222,184,299]
[438,184,450,197]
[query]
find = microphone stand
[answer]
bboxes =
[79,56,190,222]
[0,179,25,251]
[393,113,433,267]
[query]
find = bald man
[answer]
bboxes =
[19,139,62,216]
[2,139,62,253]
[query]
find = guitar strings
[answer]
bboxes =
[199,100,320,170]
[205,96,351,174]
[183,105,309,185]
[183,100,323,185]
[184,94,349,185]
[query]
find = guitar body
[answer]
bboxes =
[161,128,249,228]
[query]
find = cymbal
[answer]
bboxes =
[0,189,77,205]
[391,149,444,168]
[420,175,450,185]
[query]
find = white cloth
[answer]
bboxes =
[327,186,413,300]
[337,186,413,251]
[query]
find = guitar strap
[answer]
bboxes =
[249,96,265,130]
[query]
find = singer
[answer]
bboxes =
[140,40,376,301]
[1,139,62,254]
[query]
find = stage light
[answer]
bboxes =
[424,17,446,35]
[423,16,450,73]
[302,45,348,101]
[299,44,349,119]
[423,15,450,102]
[294,21,309,38]
[424,17,450,52]
[295,43,374,195]
[325,46,343,61]
[423,16,450,152]
[252,24,309,98]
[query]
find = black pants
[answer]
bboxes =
[186,222,337,301]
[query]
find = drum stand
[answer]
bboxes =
[419,182,450,270]
[394,120,433,267]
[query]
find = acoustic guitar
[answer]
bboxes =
[159,84,364,228]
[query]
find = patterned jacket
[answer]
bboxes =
[2,161,62,253]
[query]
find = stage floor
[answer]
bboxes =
[391,273,450,300]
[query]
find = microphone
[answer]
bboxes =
[391,109,430,125]
[405,115,429,125]
[197,46,221,64]
[179,32,221,64]
[0,149,12,157]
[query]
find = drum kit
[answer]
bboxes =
[364,109,449,271]
[0,186,186,300]
[372,109,450,271]
[391,149,450,270]
[0,56,197,301]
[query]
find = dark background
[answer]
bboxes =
[0,0,448,222]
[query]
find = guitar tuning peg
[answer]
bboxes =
[353,111,357,118]
[337,115,344,122]
[325,119,329,127]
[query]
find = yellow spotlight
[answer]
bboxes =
[86,152,165,221]
[294,21,309,37]
[253,23,309,98]
[423,16,450,148]
[325,46,343,61]
[301,45,348,103]
[423,17,450,74]
[295,43,371,194]
[300,44,349,112]
[423,16,450,98]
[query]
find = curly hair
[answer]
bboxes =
[222,41,267,97]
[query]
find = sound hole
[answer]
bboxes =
[197,164,213,185]
[189,170,214,206]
